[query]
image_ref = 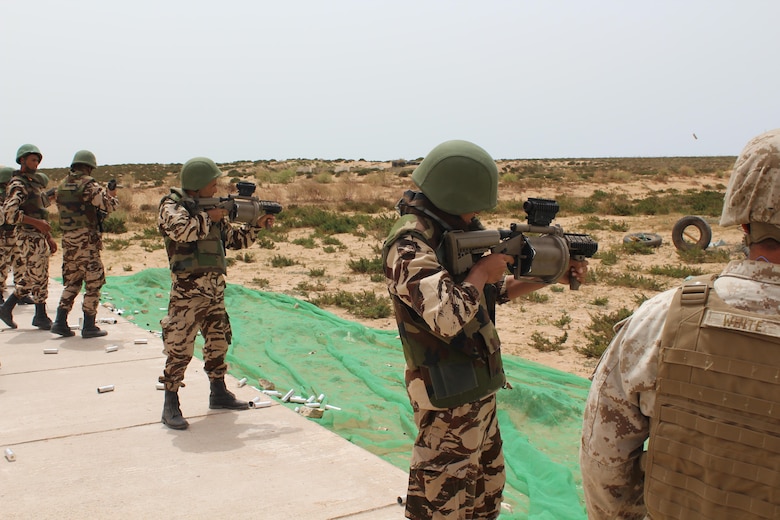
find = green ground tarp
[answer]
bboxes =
[104,268,591,519]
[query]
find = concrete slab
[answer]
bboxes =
[0,279,409,519]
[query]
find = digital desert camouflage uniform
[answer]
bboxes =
[580,261,780,520]
[56,173,118,315]
[157,194,263,391]
[383,192,508,520]
[2,172,53,304]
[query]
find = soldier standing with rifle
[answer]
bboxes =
[50,150,119,338]
[157,157,275,430]
[0,144,58,330]
[382,140,588,519]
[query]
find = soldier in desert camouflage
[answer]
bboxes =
[382,140,588,520]
[157,157,275,430]
[0,144,58,330]
[0,165,24,304]
[50,150,119,339]
[580,129,780,519]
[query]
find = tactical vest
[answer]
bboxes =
[382,213,505,408]
[160,188,227,275]
[13,173,48,228]
[57,174,99,231]
[645,275,780,520]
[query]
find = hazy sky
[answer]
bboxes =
[3,1,779,168]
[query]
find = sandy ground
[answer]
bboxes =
[45,164,742,380]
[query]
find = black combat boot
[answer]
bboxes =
[162,390,189,430]
[50,308,75,337]
[32,303,52,330]
[209,378,249,410]
[0,293,19,329]
[81,313,107,338]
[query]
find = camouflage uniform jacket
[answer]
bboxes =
[580,259,780,520]
[383,192,509,409]
[158,190,262,276]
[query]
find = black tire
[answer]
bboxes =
[623,232,663,248]
[671,216,712,251]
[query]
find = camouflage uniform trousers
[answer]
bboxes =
[0,229,23,292]
[406,393,505,520]
[13,229,50,304]
[57,229,106,315]
[159,272,231,391]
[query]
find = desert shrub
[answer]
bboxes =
[595,250,619,266]
[677,248,732,264]
[577,307,634,358]
[348,257,384,275]
[308,268,326,277]
[295,280,327,294]
[251,278,269,288]
[292,237,317,249]
[255,237,275,249]
[140,240,164,252]
[105,238,130,250]
[521,291,550,303]
[648,264,704,278]
[553,311,572,329]
[530,331,568,352]
[310,290,391,319]
[102,215,127,234]
[591,296,609,306]
[270,255,298,267]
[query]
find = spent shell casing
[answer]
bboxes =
[281,389,295,402]
[133,339,148,344]
[97,385,115,393]
[248,397,272,409]
[289,396,307,404]
[97,317,118,324]
[262,389,283,397]
[237,377,247,387]
[43,348,59,354]
[105,345,119,353]
[4,448,16,462]
[155,382,165,391]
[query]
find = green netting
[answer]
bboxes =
[103,268,590,519]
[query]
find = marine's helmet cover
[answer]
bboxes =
[721,128,780,243]
[0,166,13,184]
[180,157,222,191]
[16,144,42,165]
[71,150,98,169]
[411,140,498,215]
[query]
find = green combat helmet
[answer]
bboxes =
[32,172,50,188]
[15,144,42,164]
[0,166,13,184]
[180,157,222,191]
[71,150,97,169]
[411,140,498,215]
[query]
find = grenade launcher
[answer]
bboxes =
[441,198,598,290]
[197,181,282,224]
